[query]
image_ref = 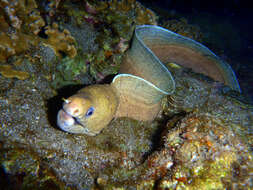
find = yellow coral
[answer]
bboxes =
[0,0,44,61]
[43,23,77,58]
[0,0,45,33]
[25,11,45,35]
[0,0,22,29]
[0,31,39,62]
[0,65,29,80]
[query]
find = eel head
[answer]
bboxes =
[57,85,118,136]
[57,94,96,135]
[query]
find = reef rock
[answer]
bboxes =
[0,62,252,189]
[0,0,252,189]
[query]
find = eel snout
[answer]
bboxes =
[57,109,75,130]
[57,98,91,134]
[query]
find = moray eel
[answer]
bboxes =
[57,25,240,136]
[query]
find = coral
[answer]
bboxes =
[0,0,22,29]
[0,65,29,80]
[162,18,203,42]
[43,23,77,58]
[0,30,40,62]
[0,0,77,64]
[0,0,45,62]
[155,114,253,189]
[23,8,45,35]
[0,0,45,34]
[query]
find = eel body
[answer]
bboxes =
[57,25,240,136]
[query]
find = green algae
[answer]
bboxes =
[50,54,87,89]
[57,55,87,81]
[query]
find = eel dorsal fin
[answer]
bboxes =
[112,25,240,121]
[112,74,166,121]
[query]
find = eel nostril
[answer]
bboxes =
[73,108,79,115]
[62,98,70,105]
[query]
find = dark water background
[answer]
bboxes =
[140,0,253,103]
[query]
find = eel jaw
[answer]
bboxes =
[57,109,94,135]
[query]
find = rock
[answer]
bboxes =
[0,65,252,189]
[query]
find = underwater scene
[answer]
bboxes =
[0,0,252,189]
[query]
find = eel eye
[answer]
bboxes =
[86,107,95,117]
